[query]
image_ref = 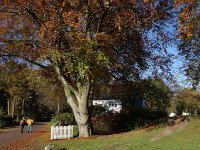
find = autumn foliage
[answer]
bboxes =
[0,0,176,137]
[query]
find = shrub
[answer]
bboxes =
[0,108,17,128]
[91,105,168,135]
[91,105,107,117]
[0,115,14,128]
[111,106,148,130]
[0,118,6,128]
[51,113,75,126]
[0,107,4,118]
[92,114,116,135]
[115,106,167,130]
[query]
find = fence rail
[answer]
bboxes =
[51,125,73,140]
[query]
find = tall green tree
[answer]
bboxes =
[0,0,174,137]
[144,77,173,112]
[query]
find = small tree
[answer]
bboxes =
[0,61,38,119]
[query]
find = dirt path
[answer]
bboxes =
[150,116,189,141]
[0,122,49,150]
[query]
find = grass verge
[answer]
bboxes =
[26,116,200,150]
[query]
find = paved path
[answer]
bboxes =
[0,122,49,150]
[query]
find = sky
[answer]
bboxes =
[167,46,193,90]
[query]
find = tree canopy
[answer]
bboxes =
[0,0,175,137]
[175,0,200,89]
[172,88,200,115]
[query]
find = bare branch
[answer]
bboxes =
[0,10,20,15]
[58,1,67,17]
[25,8,48,29]
[22,57,48,69]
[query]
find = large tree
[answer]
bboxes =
[0,0,173,137]
[175,0,200,89]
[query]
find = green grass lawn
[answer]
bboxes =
[28,116,200,150]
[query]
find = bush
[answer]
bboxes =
[115,106,167,130]
[0,115,14,128]
[0,107,4,118]
[51,113,75,126]
[0,118,6,128]
[92,114,116,135]
[111,106,148,130]
[91,105,107,117]
[91,106,168,135]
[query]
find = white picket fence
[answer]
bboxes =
[51,125,73,140]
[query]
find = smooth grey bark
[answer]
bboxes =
[55,66,91,137]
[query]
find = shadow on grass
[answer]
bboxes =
[144,116,190,132]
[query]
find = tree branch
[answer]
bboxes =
[58,1,67,17]
[97,10,108,33]
[0,39,39,43]
[25,8,47,29]
[0,50,47,69]
[22,57,48,69]
[0,10,20,15]
[54,65,79,98]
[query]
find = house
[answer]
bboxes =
[169,112,176,117]
[93,99,122,113]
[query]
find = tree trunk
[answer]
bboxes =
[16,113,19,121]
[55,66,92,137]
[22,98,25,116]
[75,111,91,137]
[70,95,91,137]
[64,85,91,137]
[194,109,198,116]
[56,103,60,115]
[185,107,188,113]
[11,101,15,118]
[7,99,10,115]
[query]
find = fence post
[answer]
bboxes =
[68,125,70,138]
[51,126,54,140]
[71,125,73,138]
[64,126,67,138]
[60,126,64,138]
[68,125,73,138]
[56,126,59,139]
